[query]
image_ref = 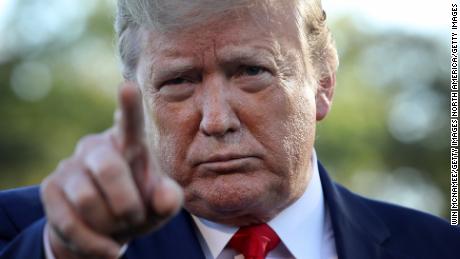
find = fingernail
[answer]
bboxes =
[117,244,129,258]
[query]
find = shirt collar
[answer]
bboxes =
[192,214,238,258]
[192,150,326,259]
[267,150,325,259]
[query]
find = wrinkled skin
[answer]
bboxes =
[136,1,333,226]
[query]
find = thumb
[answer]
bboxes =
[150,176,184,218]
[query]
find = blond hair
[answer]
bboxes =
[115,0,338,82]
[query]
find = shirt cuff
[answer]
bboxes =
[43,225,129,259]
[43,225,56,259]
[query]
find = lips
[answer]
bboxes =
[197,153,253,164]
[194,153,260,173]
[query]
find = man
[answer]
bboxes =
[0,0,458,258]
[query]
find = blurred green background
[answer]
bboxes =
[0,1,450,218]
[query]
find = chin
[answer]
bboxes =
[186,202,276,226]
[183,175,286,225]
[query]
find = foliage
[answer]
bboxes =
[0,3,450,217]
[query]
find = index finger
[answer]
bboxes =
[118,81,145,161]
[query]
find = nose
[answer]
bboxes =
[199,81,241,137]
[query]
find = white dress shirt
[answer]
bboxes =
[192,151,337,259]
[45,151,337,259]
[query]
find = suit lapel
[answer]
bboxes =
[124,210,206,259]
[318,162,392,259]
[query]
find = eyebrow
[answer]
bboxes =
[216,45,278,67]
[150,58,198,83]
[149,43,283,82]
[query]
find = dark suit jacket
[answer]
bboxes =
[1,162,459,259]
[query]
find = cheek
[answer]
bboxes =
[243,83,316,178]
[144,98,199,182]
[283,89,316,157]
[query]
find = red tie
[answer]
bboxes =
[229,224,280,259]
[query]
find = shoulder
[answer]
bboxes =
[319,162,459,258]
[340,184,460,255]
[0,186,41,202]
[0,186,44,237]
[363,194,459,238]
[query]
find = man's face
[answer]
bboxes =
[136,2,322,225]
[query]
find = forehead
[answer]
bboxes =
[139,1,303,64]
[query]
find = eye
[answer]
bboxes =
[233,65,273,93]
[163,77,188,86]
[240,66,269,77]
[157,76,195,102]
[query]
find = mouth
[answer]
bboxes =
[195,154,261,174]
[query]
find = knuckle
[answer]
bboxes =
[74,189,97,212]
[56,158,74,172]
[94,161,123,182]
[59,217,77,238]
[115,202,142,220]
[76,134,103,154]
[40,177,60,203]
[80,134,100,144]
[125,144,145,161]
[40,177,53,193]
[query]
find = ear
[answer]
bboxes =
[315,73,336,121]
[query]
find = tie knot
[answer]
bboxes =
[229,223,280,259]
